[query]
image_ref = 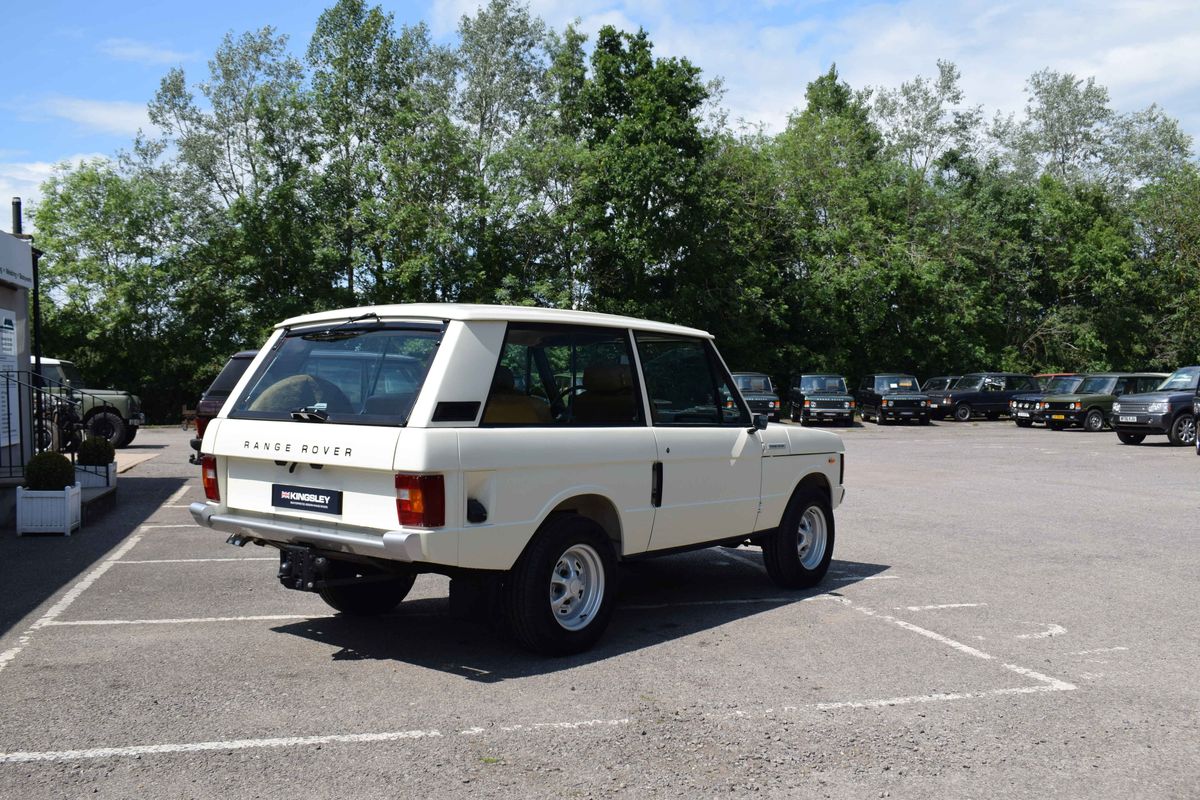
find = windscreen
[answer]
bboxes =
[875,375,920,393]
[801,376,847,393]
[735,375,773,392]
[1157,367,1200,392]
[230,322,443,426]
[1042,376,1084,394]
[1075,376,1116,395]
[952,376,983,390]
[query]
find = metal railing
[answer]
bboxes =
[0,370,120,480]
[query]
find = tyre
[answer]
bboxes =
[319,569,416,616]
[763,488,834,589]
[88,411,130,448]
[1168,413,1196,447]
[1014,418,1033,428]
[954,404,972,422]
[1083,409,1105,433]
[124,427,138,445]
[504,515,617,656]
[1117,432,1145,445]
[1047,422,1065,431]
[985,411,1000,421]
[790,404,800,423]
[919,416,931,426]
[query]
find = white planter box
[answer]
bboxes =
[75,462,117,489]
[17,483,82,536]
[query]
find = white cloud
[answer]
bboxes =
[0,154,110,230]
[428,0,1200,143]
[39,97,151,137]
[98,37,199,65]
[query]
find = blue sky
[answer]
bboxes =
[3,0,1198,219]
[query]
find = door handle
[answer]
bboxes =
[651,461,663,508]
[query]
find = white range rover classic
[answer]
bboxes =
[192,304,846,655]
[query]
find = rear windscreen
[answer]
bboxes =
[230,322,443,426]
[205,354,256,398]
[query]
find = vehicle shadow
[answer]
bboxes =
[270,553,891,682]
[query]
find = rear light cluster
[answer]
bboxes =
[195,415,210,439]
[395,474,445,527]
[201,455,220,501]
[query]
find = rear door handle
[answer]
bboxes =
[651,461,663,508]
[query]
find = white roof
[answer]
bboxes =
[276,303,712,338]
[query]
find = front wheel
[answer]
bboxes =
[1117,432,1145,445]
[1168,414,1197,446]
[763,489,834,589]
[1084,409,1105,432]
[954,404,972,422]
[504,515,617,656]
[1015,418,1033,428]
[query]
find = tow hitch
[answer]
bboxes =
[277,545,330,592]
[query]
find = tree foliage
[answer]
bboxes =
[30,0,1200,421]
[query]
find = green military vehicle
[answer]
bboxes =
[1040,372,1166,432]
[33,357,145,448]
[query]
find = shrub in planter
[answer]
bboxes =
[25,451,77,490]
[19,451,81,535]
[75,435,117,488]
[77,436,116,467]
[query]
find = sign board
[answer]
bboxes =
[0,233,33,290]
[0,309,17,446]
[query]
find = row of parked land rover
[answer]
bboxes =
[730,368,1200,449]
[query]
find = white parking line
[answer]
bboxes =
[1072,646,1128,655]
[46,615,311,627]
[114,558,276,565]
[165,485,192,506]
[896,603,987,611]
[138,524,199,530]
[1016,623,1067,640]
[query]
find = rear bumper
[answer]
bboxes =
[189,502,427,562]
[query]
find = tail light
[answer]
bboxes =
[195,415,209,439]
[396,474,445,527]
[201,455,219,502]
[804,400,811,407]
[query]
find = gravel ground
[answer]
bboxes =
[0,420,1196,798]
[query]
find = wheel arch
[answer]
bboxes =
[542,492,623,555]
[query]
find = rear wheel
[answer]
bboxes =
[763,488,834,589]
[1084,409,1105,432]
[985,411,1001,421]
[88,411,130,448]
[954,404,972,422]
[1168,414,1196,446]
[319,569,416,616]
[1117,432,1145,445]
[504,515,617,656]
[1015,418,1033,428]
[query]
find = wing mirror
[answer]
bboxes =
[748,413,768,433]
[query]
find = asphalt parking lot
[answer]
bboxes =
[0,421,1197,798]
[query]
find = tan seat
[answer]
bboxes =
[249,374,353,414]
[572,362,636,424]
[481,367,551,424]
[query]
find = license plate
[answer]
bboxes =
[1051,414,1065,420]
[900,410,912,415]
[1017,411,1029,417]
[1119,415,1137,423]
[272,484,343,515]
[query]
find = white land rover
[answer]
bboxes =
[192,304,846,654]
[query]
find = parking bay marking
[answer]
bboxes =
[0,597,1079,764]
[114,557,276,565]
[0,530,146,676]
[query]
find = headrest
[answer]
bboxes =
[583,362,632,392]
[492,366,515,392]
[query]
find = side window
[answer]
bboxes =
[983,377,1004,392]
[1010,377,1037,391]
[1139,377,1160,393]
[1114,377,1131,396]
[635,333,749,426]
[481,324,642,427]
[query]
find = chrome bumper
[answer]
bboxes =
[188,502,424,562]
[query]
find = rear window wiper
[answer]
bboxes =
[291,407,329,423]
[299,312,383,341]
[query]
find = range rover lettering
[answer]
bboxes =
[192,305,846,655]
